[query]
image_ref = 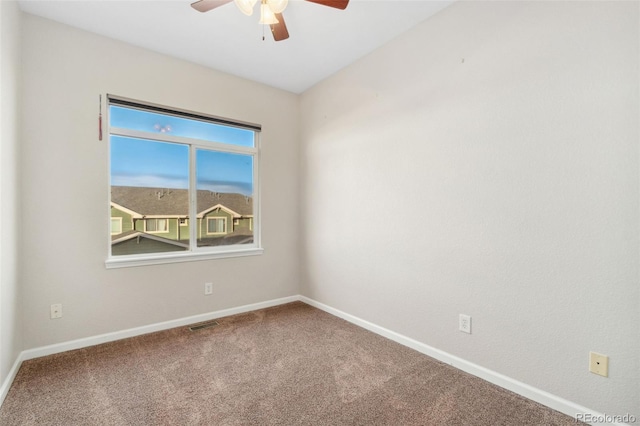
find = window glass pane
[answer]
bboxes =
[110,137,190,256]
[207,218,226,234]
[110,106,254,147]
[196,149,253,247]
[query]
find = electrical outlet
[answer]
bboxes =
[204,282,213,295]
[589,352,608,377]
[50,303,63,319]
[459,314,471,334]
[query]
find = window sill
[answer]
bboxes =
[104,247,264,269]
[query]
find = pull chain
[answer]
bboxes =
[98,95,103,141]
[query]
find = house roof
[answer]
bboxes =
[110,186,253,217]
[111,230,189,248]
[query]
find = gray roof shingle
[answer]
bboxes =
[111,186,253,216]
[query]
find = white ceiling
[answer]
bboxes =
[18,0,454,93]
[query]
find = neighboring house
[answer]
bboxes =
[110,186,253,254]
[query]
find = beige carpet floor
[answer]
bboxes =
[0,302,582,425]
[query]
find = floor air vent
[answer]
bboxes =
[188,320,219,331]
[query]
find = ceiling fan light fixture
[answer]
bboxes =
[259,3,279,25]
[234,0,257,16]
[267,0,288,14]
[190,0,349,41]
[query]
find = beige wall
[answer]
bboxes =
[19,14,300,348]
[300,1,639,417]
[0,0,23,391]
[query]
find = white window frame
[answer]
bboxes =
[105,95,263,269]
[179,218,189,226]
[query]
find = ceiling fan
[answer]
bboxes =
[191,0,350,42]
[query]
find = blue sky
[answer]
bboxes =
[110,106,254,195]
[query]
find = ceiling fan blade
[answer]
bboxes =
[191,0,233,13]
[270,13,290,42]
[304,0,349,10]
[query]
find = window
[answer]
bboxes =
[106,95,262,268]
[144,218,168,233]
[207,217,227,235]
[111,217,122,235]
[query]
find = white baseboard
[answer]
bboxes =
[21,295,299,361]
[299,296,627,426]
[1,294,628,425]
[0,352,23,408]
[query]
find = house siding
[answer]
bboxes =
[110,206,133,234]
[234,217,252,233]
